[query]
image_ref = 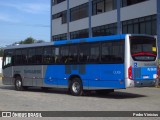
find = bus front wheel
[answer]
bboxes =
[15,76,25,91]
[70,78,83,96]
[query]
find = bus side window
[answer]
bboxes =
[69,45,78,64]
[54,47,60,64]
[101,41,124,63]
[21,49,28,65]
[14,49,22,65]
[43,47,53,64]
[60,46,69,64]
[79,44,90,63]
[28,48,35,64]
[3,50,13,68]
[101,42,111,63]
[89,43,100,63]
[35,47,43,64]
[4,56,12,66]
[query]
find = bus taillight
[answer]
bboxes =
[128,66,133,80]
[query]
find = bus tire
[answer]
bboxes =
[70,78,83,96]
[15,76,25,91]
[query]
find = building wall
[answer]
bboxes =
[51,0,157,40]
[121,0,156,21]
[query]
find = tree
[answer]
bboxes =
[0,49,3,57]
[13,37,45,45]
[20,37,36,44]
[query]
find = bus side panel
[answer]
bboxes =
[43,65,89,88]
[44,64,125,90]
[88,64,125,89]
[2,67,13,85]
[44,65,62,87]
[23,66,43,87]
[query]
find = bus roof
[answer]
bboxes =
[4,34,127,50]
[4,34,155,50]
[54,34,126,45]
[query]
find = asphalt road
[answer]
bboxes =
[0,79,159,120]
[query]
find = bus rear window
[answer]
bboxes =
[130,36,157,61]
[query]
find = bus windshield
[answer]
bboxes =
[130,36,157,61]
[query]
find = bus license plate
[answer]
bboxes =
[143,76,149,79]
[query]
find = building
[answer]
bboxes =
[51,0,160,55]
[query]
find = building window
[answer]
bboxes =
[122,15,156,35]
[52,33,67,41]
[93,0,114,15]
[92,23,117,37]
[70,29,89,39]
[93,0,105,15]
[122,0,148,7]
[52,11,67,24]
[70,3,88,21]
[53,0,66,5]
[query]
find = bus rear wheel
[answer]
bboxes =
[70,78,83,96]
[15,76,25,91]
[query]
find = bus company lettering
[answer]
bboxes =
[14,70,21,74]
[24,70,41,74]
[104,71,121,74]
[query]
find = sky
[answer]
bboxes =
[0,0,50,47]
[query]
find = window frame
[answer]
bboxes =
[2,50,14,69]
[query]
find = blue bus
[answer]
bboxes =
[2,34,158,96]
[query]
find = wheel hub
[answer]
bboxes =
[16,80,21,88]
[72,82,80,93]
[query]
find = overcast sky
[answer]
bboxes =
[0,0,50,47]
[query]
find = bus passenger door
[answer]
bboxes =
[2,50,13,85]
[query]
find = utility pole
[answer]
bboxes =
[50,0,53,41]
[117,0,122,34]
[89,0,92,38]
[67,0,70,40]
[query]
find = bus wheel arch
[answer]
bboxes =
[68,75,83,96]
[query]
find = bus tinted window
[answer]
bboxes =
[43,47,54,64]
[28,48,35,64]
[14,50,22,65]
[60,46,69,63]
[69,45,78,63]
[79,44,90,63]
[54,47,60,63]
[130,36,157,61]
[3,50,13,68]
[101,40,124,63]
[89,43,100,62]
[21,49,28,64]
[35,47,43,64]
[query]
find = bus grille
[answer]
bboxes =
[134,68,141,79]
